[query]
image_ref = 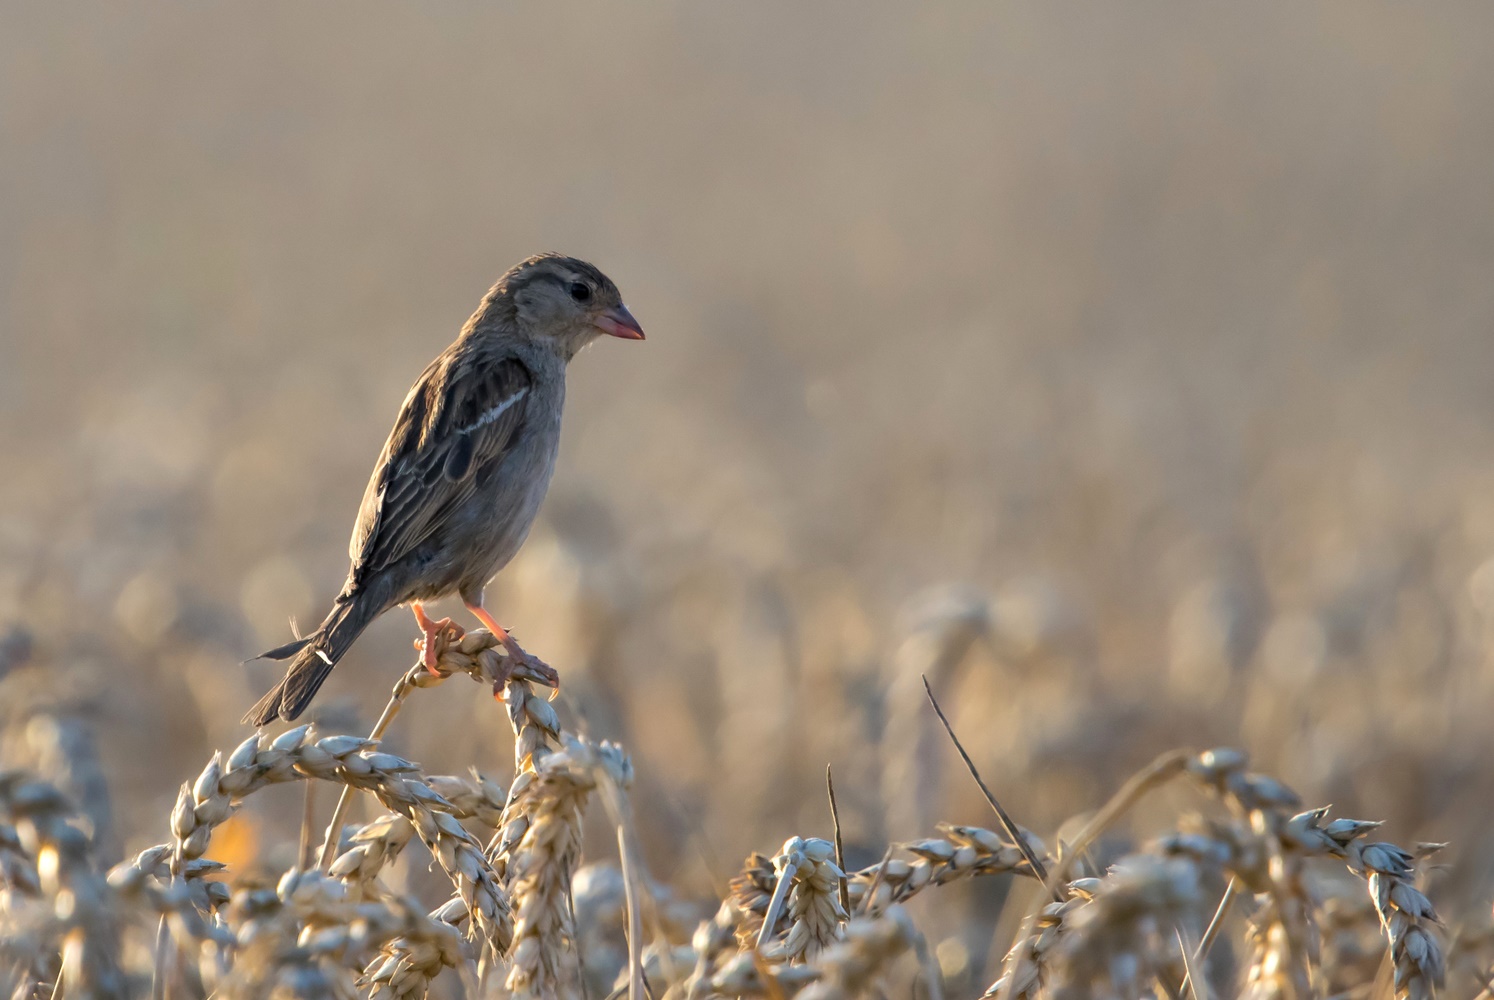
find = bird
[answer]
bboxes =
[243,253,645,726]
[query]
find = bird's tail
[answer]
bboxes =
[242,596,379,726]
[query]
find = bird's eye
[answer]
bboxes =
[569,282,591,302]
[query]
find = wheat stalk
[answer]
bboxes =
[847,823,1047,914]
[156,725,513,962]
[498,737,631,1000]
[1351,842,1446,1000]
[703,906,914,998]
[0,626,1466,1000]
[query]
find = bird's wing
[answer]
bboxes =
[348,351,533,584]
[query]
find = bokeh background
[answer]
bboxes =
[4,1,1494,990]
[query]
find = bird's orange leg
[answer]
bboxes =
[411,602,462,673]
[463,599,559,695]
[464,602,515,648]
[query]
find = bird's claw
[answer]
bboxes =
[492,633,560,697]
[415,618,465,673]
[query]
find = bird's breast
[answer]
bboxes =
[464,398,562,580]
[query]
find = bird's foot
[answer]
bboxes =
[415,617,465,673]
[493,632,560,698]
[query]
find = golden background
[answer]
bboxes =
[3,3,1494,989]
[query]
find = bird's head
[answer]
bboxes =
[476,253,645,357]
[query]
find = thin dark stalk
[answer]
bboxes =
[921,676,1059,901]
[826,764,850,917]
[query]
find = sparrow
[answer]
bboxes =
[243,253,645,726]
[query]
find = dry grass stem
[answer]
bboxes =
[921,676,1057,899]
[824,766,849,920]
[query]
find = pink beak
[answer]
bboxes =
[594,304,646,340]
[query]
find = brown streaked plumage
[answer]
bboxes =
[244,253,644,726]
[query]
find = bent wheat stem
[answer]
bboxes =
[315,666,417,873]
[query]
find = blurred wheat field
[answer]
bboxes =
[4,1,1494,997]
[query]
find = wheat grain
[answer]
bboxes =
[728,851,778,948]
[765,837,846,962]
[730,838,846,962]
[499,736,631,1000]
[425,771,508,830]
[0,772,125,998]
[703,906,913,999]
[1350,841,1445,1000]
[847,823,1046,915]
[361,660,564,998]
[988,894,1085,1000]
[163,726,514,957]
[1042,855,1201,1000]
[798,906,915,1000]
[0,620,1471,1000]
[326,814,416,895]
[683,901,744,999]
